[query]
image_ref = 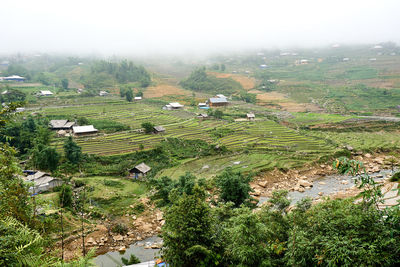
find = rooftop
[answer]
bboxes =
[73,125,98,134]
[169,102,184,108]
[133,162,151,174]
[209,97,228,103]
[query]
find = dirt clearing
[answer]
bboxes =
[208,72,256,90]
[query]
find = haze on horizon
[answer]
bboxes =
[1,0,400,55]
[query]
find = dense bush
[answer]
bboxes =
[180,67,243,95]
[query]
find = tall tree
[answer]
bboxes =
[126,88,133,102]
[63,136,83,165]
[215,168,253,207]
[162,186,214,266]
[61,78,69,90]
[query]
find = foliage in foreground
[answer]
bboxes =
[160,162,400,266]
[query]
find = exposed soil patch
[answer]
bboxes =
[208,72,256,90]
[144,83,190,98]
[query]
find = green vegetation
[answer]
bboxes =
[180,67,243,95]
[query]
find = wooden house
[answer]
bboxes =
[129,163,151,179]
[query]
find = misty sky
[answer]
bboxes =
[1,0,399,55]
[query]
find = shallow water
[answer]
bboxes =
[259,169,395,205]
[94,236,162,267]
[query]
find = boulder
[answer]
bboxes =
[119,246,126,252]
[258,181,268,188]
[365,153,372,158]
[340,180,349,185]
[298,187,305,193]
[298,179,313,188]
[318,181,326,185]
[113,235,124,242]
[318,192,324,196]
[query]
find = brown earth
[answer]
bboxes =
[208,72,256,90]
[144,83,190,98]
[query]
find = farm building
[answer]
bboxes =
[2,75,25,82]
[49,120,75,131]
[198,102,208,108]
[134,96,142,100]
[247,113,255,121]
[197,113,209,120]
[129,163,151,179]
[37,90,53,96]
[259,64,268,69]
[16,107,25,112]
[99,91,109,96]
[153,126,165,133]
[207,97,229,107]
[25,171,63,193]
[72,125,98,136]
[163,102,184,110]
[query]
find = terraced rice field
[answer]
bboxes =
[40,101,193,128]
[54,119,332,156]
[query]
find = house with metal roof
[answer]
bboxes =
[129,163,151,179]
[247,113,255,121]
[49,120,75,130]
[72,125,98,136]
[207,97,229,107]
[153,126,166,133]
[37,90,53,96]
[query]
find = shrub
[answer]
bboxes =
[390,172,400,182]
[111,222,128,235]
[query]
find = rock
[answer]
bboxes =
[160,220,165,226]
[298,187,305,193]
[320,164,326,168]
[340,180,349,185]
[119,246,126,252]
[113,235,124,241]
[318,181,326,185]
[365,153,372,158]
[298,179,313,188]
[233,161,241,165]
[251,189,261,196]
[318,192,324,196]
[373,158,384,164]
[345,145,354,151]
[156,212,163,221]
[258,181,268,188]
[202,165,209,170]
[86,237,96,245]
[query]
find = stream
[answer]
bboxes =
[94,236,162,267]
[259,168,395,205]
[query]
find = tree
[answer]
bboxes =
[0,88,26,103]
[61,78,69,90]
[126,88,133,102]
[141,122,154,134]
[63,136,83,165]
[214,110,223,119]
[31,144,60,172]
[220,64,225,72]
[162,186,214,266]
[119,87,127,98]
[215,168,252,207]
[224,207,272,267]
[121,254,140,265]
[136,91,143,97]
[59,184,73,208]
[77,117,89,126]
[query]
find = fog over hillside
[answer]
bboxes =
[1,0,400,55]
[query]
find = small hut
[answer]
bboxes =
[153,126,165,134]
[247,113,255,121]
[197,113,209,120]
[129,163,151,179]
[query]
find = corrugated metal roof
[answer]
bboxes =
[73,125,98,134]
[209,97,228,103]
[169,102,183,108]
[154,126,165,132]
[133,163,151,173]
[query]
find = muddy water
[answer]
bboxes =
[94,236,162,267]
[259,169,395,205]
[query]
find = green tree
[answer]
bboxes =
[220,64,226,72]
[215,168,252,207]
[77,117,89,125]
[31,144,60,172]
[63,136,83,165]
[126,88,133,102]
[121,254,140,265]
[59,184,73,208]
[61,78,69,90]
[214,110,223,119]
[224,207,272,267]
[141,122,154,134]
[119,87,127,98]
[162,186,214,266]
